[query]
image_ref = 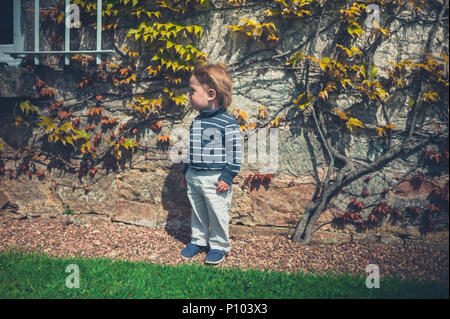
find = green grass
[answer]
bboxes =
[0,248,448,299]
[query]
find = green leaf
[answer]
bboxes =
[347,22,363,39]
[60,122,73,132]
[369,64,378,80]
[73,129,91,141]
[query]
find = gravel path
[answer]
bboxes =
[0,218,448,282]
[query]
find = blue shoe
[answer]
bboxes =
[181,243,207,259]
[204,249,226,265]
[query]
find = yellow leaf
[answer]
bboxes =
[371,18,381,29]
[340,79,352,89]
[319,57,331,71]
[423,91,440,102]
[20,100,39,115]
[376,127,386,137]
[350,47,362,56]
[108,62,120,69]
[346,117,364,130]
[238,110,248,121]
[331,108,348,120]
[395,79,404,88]
[293,93,306,105]
[14,116,22,127]
[38,116,56,131]
[325,83,337,92]
[65,136,75,147]
[193,26,203,36]
[145,65,159,76]
[379,27,390,37]
[385,123,397,130]
[60,122,73,132]
[258,105,267,118]
[166,41,174,49]
[81,141,91,153]
[57,13,64,24]
[318,90,328,100]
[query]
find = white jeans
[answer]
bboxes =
[185,167,233,252]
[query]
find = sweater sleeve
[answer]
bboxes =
[219,123,242,185]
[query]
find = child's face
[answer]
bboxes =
[188,75,216,111]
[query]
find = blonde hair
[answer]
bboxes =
[192,63,233,108]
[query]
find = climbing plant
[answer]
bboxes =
[0,0,448,245]
[224,0,449,243]
[0,0,209,193]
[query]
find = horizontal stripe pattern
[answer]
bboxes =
[183,107,242,185]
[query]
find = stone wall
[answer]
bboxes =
[0,0,448,245]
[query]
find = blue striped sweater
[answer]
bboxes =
[182,107,243,185]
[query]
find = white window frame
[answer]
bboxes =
[2,0,114,66]
[0,0,25,66]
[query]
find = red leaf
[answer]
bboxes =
[368,213,378,222]
[434,154,440,164]
[151,121,162,131]
[263,174,274,184]
[57,110,72,120]
[90,167,97,175]
[88,107,103,117]
[36,80,45,88]
[392,208,402,217]
[427,203,440,213]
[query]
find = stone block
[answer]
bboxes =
[112,200,163,227]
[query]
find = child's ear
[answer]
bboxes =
[207,88,217,101]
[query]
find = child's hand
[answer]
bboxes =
[181,175,187,188]
[216,180,230,192]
